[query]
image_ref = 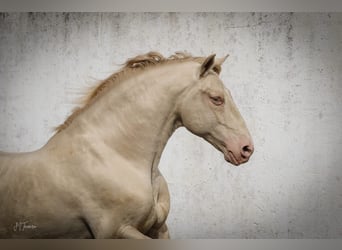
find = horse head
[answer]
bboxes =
[179,54,254,166]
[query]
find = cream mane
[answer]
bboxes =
[55,51,222,133]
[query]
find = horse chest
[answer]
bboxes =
[89,170,168,235]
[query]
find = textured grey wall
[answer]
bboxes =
[0,13,342,238]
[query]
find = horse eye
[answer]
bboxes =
[210,96,224,106]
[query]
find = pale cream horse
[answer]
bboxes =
[0,52,254,238]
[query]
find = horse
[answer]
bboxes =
[0,52,254,238]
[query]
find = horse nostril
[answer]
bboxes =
[242,145,251,153]
[241,145,253,158]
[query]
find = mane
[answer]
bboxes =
[54,51,218,133]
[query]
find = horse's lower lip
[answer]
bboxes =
[224,151,240,166]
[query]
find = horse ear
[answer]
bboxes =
[200,54,216,78]
[215,54,229,66]
[212,54,229,75]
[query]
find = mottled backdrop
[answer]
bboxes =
[0,13,342,238]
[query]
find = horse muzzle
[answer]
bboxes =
[224,136,254,166]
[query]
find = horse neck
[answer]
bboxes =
[50,62,196,170]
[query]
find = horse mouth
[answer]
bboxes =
[224,151,240,166]
[204,134,246,166]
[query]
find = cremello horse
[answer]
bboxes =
[0,52,254,238]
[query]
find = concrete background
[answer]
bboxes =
[0,13,342,238]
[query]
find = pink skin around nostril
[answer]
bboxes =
[225,136,254,165]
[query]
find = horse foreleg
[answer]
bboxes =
[146,223,170,239]
[86,218,150,239]
[119,225,151,239]
[155,223,170,239]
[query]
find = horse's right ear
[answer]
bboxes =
[199,54,216,78]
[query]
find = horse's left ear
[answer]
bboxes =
[216,54,229,66]
[200,54,216,78]
[212,54,229,75]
